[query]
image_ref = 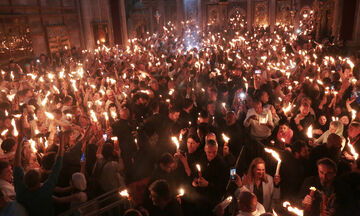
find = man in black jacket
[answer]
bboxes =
[192,139,227,216]
[279,140,309,202]
[112,104,137,183]
[299,158,337,216]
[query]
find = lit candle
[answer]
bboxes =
[89,110,97,122]
[352,110,357,120]
[222,133,230,145]
[29,139,37,153]
[103,112,109,128]
[171,136,180,151]
[11,119,18,137]
[44,112,55,120]
[283,201,304,216]
[196,164,202,178]
[1,129,8,136]
[119,189,130,200]
[307,125,313,138]
[178,188,185,197]
[348,139,359,160]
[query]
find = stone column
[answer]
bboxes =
[219,2,229,29]
[119,0,128,46]
[198,0,202,29]
[353,0,360,41]
[247,0,252,31]
[332,0,340,40]
[149,7,154,34]
[158,0,166,27]
[269,0,276,31]
[79,0,95,50]
[176,0,184,35]
[104,0,115,46]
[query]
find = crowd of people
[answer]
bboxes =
[0,10,360,216]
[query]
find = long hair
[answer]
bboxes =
[246,157,268,184]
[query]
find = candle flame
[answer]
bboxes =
[90,110,97,122]
[352,110,357,120]
[282,201,304,216]
[307,125,313,138]
[309,187,316,191]
[196,164,201,172]
[7,94,16,102]
[111,137,118,142]
[264,148,281,163]
[110,111,117,119]
[103,112,109,121]
[172,136,180,149]
[348,139,359,160]
[272,209,278,216]
[178,188,185,196]
[45,112,55,120]
[11,119,18,137]
[119,189,129,197]
[1,129,8,136]
[222,133,230,143]
[29,139,37,153]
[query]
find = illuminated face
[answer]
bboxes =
[279,124,289,134]
[300,146,309,159]
[149,190,160,206]
[106,91,115,101]
[253,163,265,179]
[343,68,352,78]
[254,102,263,115]
[150,80,159,91]
[187,138,199,154]
[260,92,269,104]
[207,104,215,115]
[299,104,310,116]
[348,125,360,138]
[318,164,336,186]
[329,124,337,134]
[318,116,327,126]
[205,145,218,161]
[161,162,176,173]
[334,107,341,116]
[169,111,180,122]
[340,116,349,126]
[226,113,237,126]
[0,165,13,183]
[119,107,130,120]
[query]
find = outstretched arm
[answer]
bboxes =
[14,138,22,168]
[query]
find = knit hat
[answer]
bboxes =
[72,172,86,191]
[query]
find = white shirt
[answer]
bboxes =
[235,203,266,216]
[244,108,274,141]
[0,179,15,198]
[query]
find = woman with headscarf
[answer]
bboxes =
[52,172,87,208]
[314,121,346,149]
